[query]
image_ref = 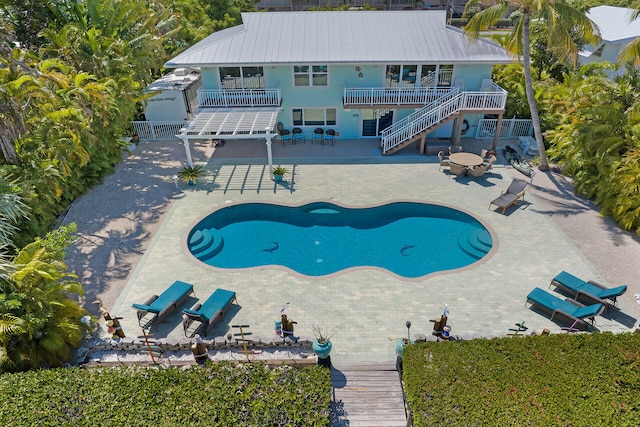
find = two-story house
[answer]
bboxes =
[165,11,513,164]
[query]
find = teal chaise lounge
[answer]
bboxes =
[132,280,194,329]
[526,287,604,330]
[182,288,237,337]
[550,271,627,307]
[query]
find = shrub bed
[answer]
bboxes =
[0,362,331,426]
[403,332,640,426]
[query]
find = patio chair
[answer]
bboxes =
[483,155,497,171]
[449,163,466,178]
[438,151,450,171]
[489,179,527,214]
[182,288,237,337]
[312,128,324,144]
[292,127,305,144]
[480,149,488,158]
[526,287,604,330]
[324,129,336,146]
[132,280,194,329]
[468,163,489,180]
[449,145,462,155]
[550,271,627,307]
[279,129,292,146]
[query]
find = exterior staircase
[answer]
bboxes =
[380,83,507,155]
[330,362,408,427]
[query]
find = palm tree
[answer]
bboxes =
[0,239,89,371]
[463,0,599,171]
[618,6,640,66]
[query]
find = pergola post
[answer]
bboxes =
[265,129,273,178]
[178,129,194,167]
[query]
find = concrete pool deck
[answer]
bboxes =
[65,138,640,363]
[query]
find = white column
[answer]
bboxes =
[265,128,273,178]
[178,128,194,167]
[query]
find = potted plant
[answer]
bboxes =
[311,323,336,365]
[177,165,205,186]
[272,166,287,182]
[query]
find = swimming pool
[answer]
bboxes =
[186,201,494,279]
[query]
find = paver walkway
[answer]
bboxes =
[64,138,640,363]
[331,362,406,427]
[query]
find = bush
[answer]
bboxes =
[0,362,332,426]
[403,333,640,426]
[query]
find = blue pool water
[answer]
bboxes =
[187,202,493,278]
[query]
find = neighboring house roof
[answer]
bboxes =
[165,11,513,67]
[587,6,640,43]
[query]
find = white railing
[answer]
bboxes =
[381,89,460,137]
[476,118,533,139]
[132,121,188,140]
[380,86,508,153]
[343,87,454,106]
[198,89,281,107]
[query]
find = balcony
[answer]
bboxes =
[198,89,281,108]
[343,87,456,108]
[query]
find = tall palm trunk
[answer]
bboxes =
[522,13,549,170]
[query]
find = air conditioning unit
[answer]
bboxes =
[174,68,188,76]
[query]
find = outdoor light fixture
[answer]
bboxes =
[406,321,412,341]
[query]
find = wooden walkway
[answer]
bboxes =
[330,362,408,427]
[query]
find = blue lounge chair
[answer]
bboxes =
[550,271,627,307]
[182,288,237,337]
[526,287,604,330]
[132,280,194,329]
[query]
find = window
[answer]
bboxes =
[292,108,337,126]
[293,65,328,86]
[419,65,454,87]
[219,67,264,89]
[386,65,418,87]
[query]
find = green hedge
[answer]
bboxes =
[0,362,332,426]
[403,333,640,426]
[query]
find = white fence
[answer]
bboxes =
[476,118,533,139]
[132,121,188,140]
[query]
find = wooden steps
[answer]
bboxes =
[330,362,407,427]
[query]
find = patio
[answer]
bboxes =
[65,137,640,363]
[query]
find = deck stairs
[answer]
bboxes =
[381,82,506,155]
[330,362,408,427]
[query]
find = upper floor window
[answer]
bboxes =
[219,67,264,89]
[420,64,454,88]
[386,65,417,88]
[294,65,328,86]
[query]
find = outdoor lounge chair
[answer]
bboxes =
[182,288,237,337]
[132,280,194,329]
[489,179,527,214]
[526,287,604,330]
[550,271,627,307]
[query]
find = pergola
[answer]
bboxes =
[177,107,280,169]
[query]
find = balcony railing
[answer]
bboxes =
[198,89,281,108]
[343,87,456,106]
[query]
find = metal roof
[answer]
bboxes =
[180,107,279,139]
[166,11,513,67]
[587,6,640,43]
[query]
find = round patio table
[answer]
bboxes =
[449,152,484,168]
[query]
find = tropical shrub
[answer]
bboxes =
[403,333,640,426]
[0,363,332,426]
